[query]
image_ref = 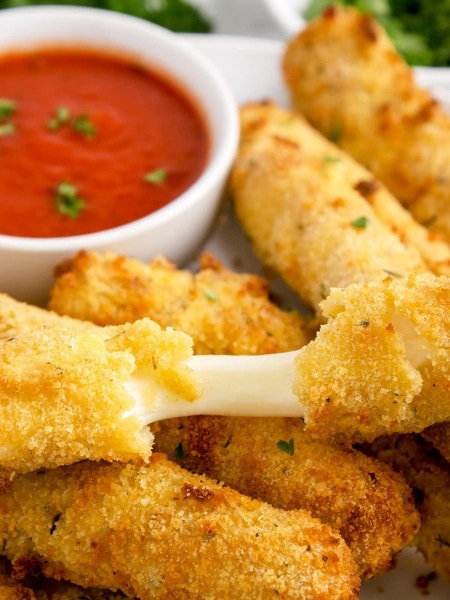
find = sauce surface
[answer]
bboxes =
[0,48,209,237]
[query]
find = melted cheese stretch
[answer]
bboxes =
[0,271,450,473]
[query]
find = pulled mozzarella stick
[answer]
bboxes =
[283,5,450,244]
[0,455,360,599]
[2,271,450,470]
[0,316,200,473]
[295,273,450,444]
[154,415,420,579]
[46,252,420,579]
[230,101,439,314]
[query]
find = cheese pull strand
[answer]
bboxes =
[0,272,449,473]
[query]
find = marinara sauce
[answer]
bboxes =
[0,48,210,237]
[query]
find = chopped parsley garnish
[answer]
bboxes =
[144,168,168,184]
[277,438,295,456]
[350,215,369,229]
[47,106,70,131]
[0,98,16,120]
[329,123,342,142]
[204,288,219,302]
[72,114,96,139]
[174,441,186,459]
[54,182,85,219]
[0,122,15,137]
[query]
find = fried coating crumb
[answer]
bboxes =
[283,5,450,244]
[49,251,311,354]
[0,455,360,599]
[230,101,436,314]
[0,307,200,472]
[153,415,419,579]
[295,273,450,443]
[365,434,450,583]
[422,422,450,463]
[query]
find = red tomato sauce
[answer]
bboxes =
[0,48,210,237]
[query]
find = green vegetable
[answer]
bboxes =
[0,0,213,33]
[174,441,186,459]
[144,168,168,184]
[350,215,369,229]
[47,105,70,131]
[72,113,96,139]
[277,438,295,456]
[0,122,15,136]
[54,182,85,218]
[303,0,448,66]
[204,288,219,302]
[0,98,16,120]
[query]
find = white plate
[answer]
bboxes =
[182,33,450,599]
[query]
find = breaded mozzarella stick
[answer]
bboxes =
[49,250,312,354]
[2,271,450,469]
[230,102,434,313]
[294,273,450,444]
[0,455,360,599]
[365,434,450,583]
[154,415,420,579]
[283,5,450,244]
[0,316,200,472]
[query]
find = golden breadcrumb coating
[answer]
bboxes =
[283,5,450,244]
[230,101,434,314]
[0,293,93,340]
[365,435,450,583]
[49,251,311,354]
[0,454,360,599]
[0,557,127,599]
[153,415,419,579]
[423,422,450,463]
[49,248,420,579]
[0,313,200,473]
[295,273,450,444]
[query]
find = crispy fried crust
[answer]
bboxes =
[153,415,419,579]
[365,435,450,583]
[0,300,200,472]
[423,422,450,463]
[0,556,128,599]
[283,5,450,244]
[295,273,450,443]
[229,101,434,314]
[49,249,421,580]
[49,251,311,354]
[0,454,360,599]
[0,293,94,340]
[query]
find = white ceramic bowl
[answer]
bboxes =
[0,6,238,305]
[263,0,306,36]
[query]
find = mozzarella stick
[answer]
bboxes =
[0,455,360,599]
[230,101,437,314]
[0,555,127,600]
[47,251,420,578]
[295,273,450,444]
[0,314,200,473]
[2,269,450,468]
[283,5,450,244]
[365,434,450,583]
[153,415,419,579]
[49,250,312,354]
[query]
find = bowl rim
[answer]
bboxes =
[263,0,306,35]
[0,4,239,252]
